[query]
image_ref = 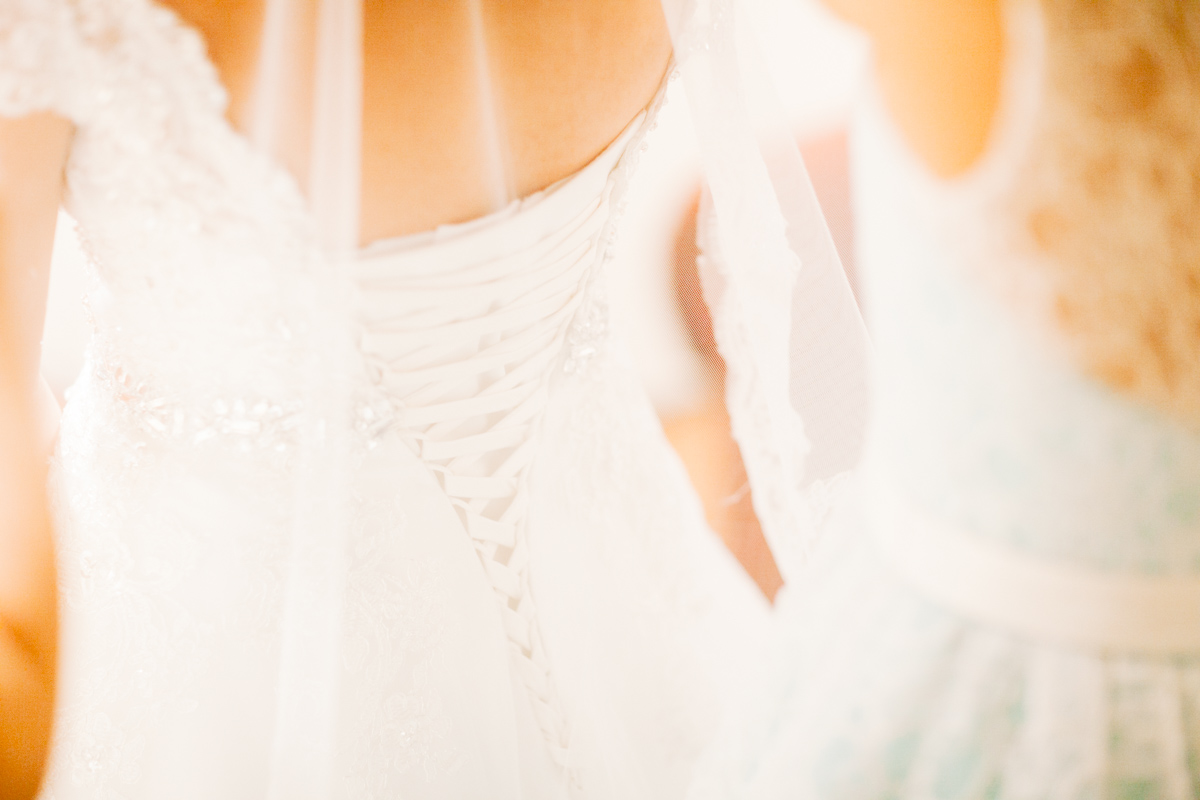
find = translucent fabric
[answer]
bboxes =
[661,0,871,580]
[246,0,871,793]
[245,3,362,796]
[10,0,862,796]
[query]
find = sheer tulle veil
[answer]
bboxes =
[244,1,871,795]
[659,0,871,579]
[243,3,362,796]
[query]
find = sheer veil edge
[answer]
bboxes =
[259,0,871,794]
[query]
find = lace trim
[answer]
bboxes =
[345,69,678,793]
[562,61,677,378]
[695,188,815,579]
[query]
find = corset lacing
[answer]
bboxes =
[351,114,646,782]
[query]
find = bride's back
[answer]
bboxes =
[161,0,672,243]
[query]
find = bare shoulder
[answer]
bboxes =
[816,0,1004,178]
[152,0,673,239]
[363,0,672,239]
[815,0,998,40]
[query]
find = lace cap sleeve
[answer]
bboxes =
[0,0,104,123]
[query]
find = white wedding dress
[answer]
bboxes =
[0,1,770,797]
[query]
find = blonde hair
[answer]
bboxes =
[1014,0,1200,423]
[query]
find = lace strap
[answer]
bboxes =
[0,0,101,122]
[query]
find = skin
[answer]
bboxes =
[818,0,1004,178]
[0,15,1006,793]
[161,0,674,243]
[3,15,1001,786]
[0,18,1008,796]
[0,111,71,800]
[0,4,669,789]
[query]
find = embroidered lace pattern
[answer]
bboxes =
[3,1,750,795]
[349,78,671,789]
[0,0,478,794]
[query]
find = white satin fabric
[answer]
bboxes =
[17,0,770,788]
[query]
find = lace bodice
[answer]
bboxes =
[4,1,688,794]
[852,0,1200,575]
[2,0,323,463]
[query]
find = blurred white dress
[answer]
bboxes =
[0,1,768,798]
[693,0,1200,796]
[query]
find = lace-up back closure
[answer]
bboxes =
[352,101,661,781]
